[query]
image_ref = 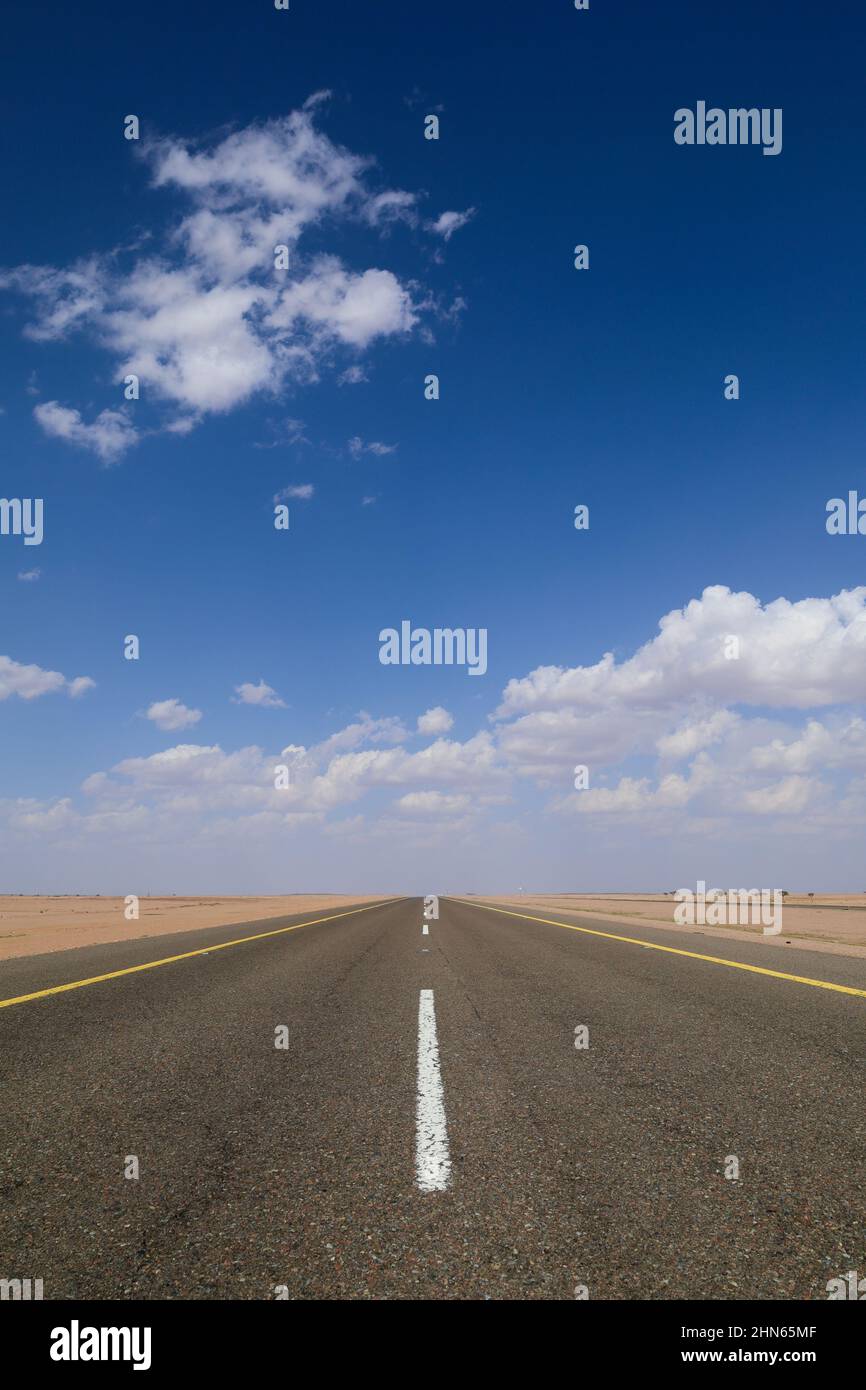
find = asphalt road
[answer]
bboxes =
[1,894,865,1300]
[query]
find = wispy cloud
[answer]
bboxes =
[427,208,475,240]
[273,483,314,501]
[253,417,309,449]
[338,365,368,385]
[348,436,397,458]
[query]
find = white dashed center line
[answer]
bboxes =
[415,988,451,1192]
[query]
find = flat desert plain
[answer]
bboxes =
[479,893,866,958]
[0,895,386,961]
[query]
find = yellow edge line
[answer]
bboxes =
[0,899,399,1010]
[448,898,866,1000]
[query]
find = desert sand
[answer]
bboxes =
[0,895,386,961]
[5,892,866,967]
[477,893,866,960]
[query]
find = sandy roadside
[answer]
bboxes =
[0,895,389,962]
[469,894,866,962]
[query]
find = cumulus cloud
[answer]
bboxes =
[233,680,286,709]
[417,706,454,735]
[0,655,95,701]
[11,586,866,858]
[312,712,408,762]
[497,586,866,718]
[269,261,416,349]
[1,105,433,457]
[146,698,202,731]
[556,773,693,816]
[742,776,814,816]
[58,720,503,836]
[494,586,866,826]
[657,710,739,761]
[303,732,504,813]
[748,717,866,775]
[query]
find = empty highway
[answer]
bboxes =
[1,895,865,1300]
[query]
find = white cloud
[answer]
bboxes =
[395,790,471,817]
[348,436,397,457]
[2,106,431,457]
[339,365,368,385]
[0,655,94,701]
[304,732,505,812]
[493,586,866,827]
[657,710,739,761]
[273,483,313,501]
[497,586,866,718]
[13,586,866,868]
[364,190,418,227]
[417,706,454,735]
[427,208,475,240]
[68,721,502,829]
[0,261,105,341]
[497,705,667,782]
[748,717,866,775]
[233,680,286,709]
[312,712,407,762]
[68,676,97,699]
[33,401,138,464]
[267,261,417,350]
[146,698,202,731]
[742,776,814,816]
[9,797,78,833]
[557,773,693,816]
[17,568,41,582]
[148,109,365,221]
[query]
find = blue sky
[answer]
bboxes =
[2,0,866,893]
